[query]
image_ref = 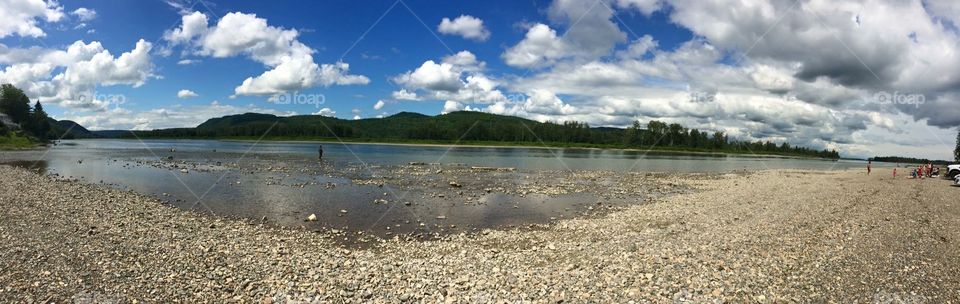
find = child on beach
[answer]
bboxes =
[867,160,872,175]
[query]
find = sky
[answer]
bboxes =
[0,0,958,160]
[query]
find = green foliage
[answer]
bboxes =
[130,111,840,159]
[28,101,51,139]
[0,132,34,149]
[0,120,7,135]
[870,156,951,165]
[0,83,31,124]
[955,130,960,163]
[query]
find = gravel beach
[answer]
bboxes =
[1,165,958,302]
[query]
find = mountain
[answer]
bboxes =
[190,111,548,140]
[49,119,98,139]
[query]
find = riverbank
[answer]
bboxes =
[0,133,38,150]
[1,166,957,302]
[115,136,840,160]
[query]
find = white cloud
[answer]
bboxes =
[438,15,491,41]
[163,11,369,97]
[393,60,462,92]
[392,50,507,105]
[391,88,420,101]
[373,100,386,110]
[502,23,567,68]
[353,115,361,120]
[62,101,297,130]
[177,59,200,65]
[71,7,97,22]
[614,0,663,15]
[0,39,156,111]
[442,50,485,71]
[616,35,657,59]
[0,0,65,38]
[502,0,630,69]
[442,100,463,114]
[314,107,336,117]
[177,89,198,98]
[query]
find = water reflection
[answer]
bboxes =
[0,139,875,243]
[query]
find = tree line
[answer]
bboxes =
[131,111,840,159]
[0,84,51,140]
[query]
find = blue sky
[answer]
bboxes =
[2,0,960,160]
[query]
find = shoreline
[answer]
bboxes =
[81,137,845,161]
[2,166,957,301]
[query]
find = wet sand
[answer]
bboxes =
[1,166,958,302]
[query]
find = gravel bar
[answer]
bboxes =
[1,166,958,302]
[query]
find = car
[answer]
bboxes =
[948,164,960,180]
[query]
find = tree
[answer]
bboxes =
[0,84,31,124]
[954,130,960,162]
[0,119,7,135]
[30,101,50,139]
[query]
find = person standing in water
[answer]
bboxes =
[318,145,324,160]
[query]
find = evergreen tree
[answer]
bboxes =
[0,84,31,124]
[30,101,50,139]
[954,129,960,162]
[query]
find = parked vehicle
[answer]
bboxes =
[948,164,960,179]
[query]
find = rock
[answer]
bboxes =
[436,215,447,220]
[340,209,348,214]
[307,214,317,221]
[449,181,462,188]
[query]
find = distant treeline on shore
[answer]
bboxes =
[126,111,840,159]
[869,156,952,165]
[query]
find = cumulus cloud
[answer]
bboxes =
[614,0,663,15]
[71,7,97,22]
[391,89,420,101]
[502,23,567,68]
[658,0,960,130]
[0,39,155,111]
[392,50,507,105]
[62,101,297,130]
[393,60,462,92]
[438,15,491,41]
[314,107,336,117]
[442,100,463,114]
[177,89,198,98]
[163,11,369,97]
[0,0,65,38]
[373,100,386,110]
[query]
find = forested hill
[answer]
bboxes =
[869,156,952,165]
[128,111,840,159]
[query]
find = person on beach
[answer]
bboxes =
[893,168,897,179]
[867,160,872,175]
[318,145,324,160]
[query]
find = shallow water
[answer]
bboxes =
[0,139,875,242]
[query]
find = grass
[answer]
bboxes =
[0,132,38,150]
